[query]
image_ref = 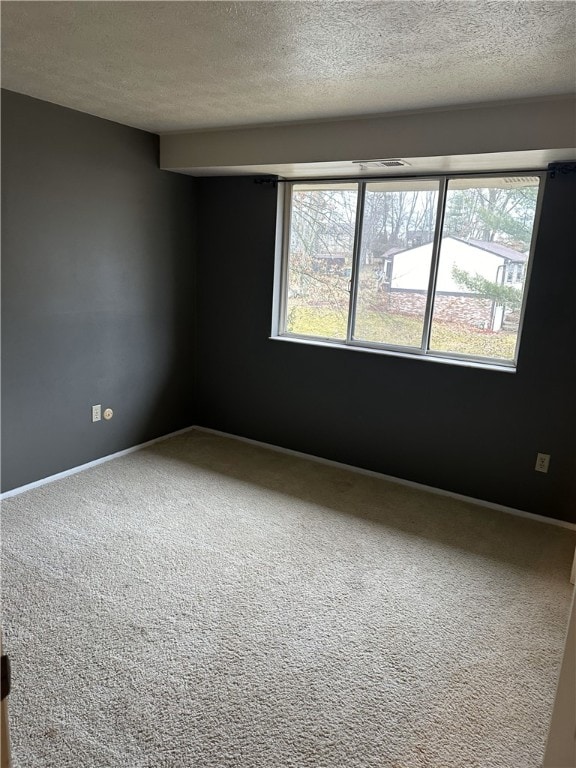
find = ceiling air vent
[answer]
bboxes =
[353,159,411,168]
[502,176,539,186]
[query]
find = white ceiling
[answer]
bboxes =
[2,1,575,134]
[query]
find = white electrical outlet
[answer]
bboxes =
[535,453,550,473]
[92,404,101,422]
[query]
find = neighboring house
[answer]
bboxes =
[311,252,349,274]
[379,236,527,331]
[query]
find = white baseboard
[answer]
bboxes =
[193,426,576,532]
[0,426,196,501]
[3,423,575,533]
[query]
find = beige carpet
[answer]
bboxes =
[2,429,574,768]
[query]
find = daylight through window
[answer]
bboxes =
[277,174,542,366]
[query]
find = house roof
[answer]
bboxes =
[377,247,405,260]
[458,238,528,262]
[386,236,528,263]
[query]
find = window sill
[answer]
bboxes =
[269,334,517,373]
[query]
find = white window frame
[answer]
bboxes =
[271,171,546,371]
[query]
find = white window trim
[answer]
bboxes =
[271,171,547,371]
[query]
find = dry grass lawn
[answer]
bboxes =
[287,306,517,361]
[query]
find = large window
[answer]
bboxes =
[275,174,543,367]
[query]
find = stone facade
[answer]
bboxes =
[387,290,494,329]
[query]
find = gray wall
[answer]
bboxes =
[1,90,197,491]
[3,88,575,523]
[196,173,576,523]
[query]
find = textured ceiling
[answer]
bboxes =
[2,1,575,134]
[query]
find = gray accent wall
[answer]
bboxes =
[3,88,575,523]
[1,90,197,491]
[196,173,576,523]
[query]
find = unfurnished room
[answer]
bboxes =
[1,2,576,767]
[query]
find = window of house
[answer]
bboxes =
[275,174,543,368]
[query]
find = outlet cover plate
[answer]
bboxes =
[535,453,550,473]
